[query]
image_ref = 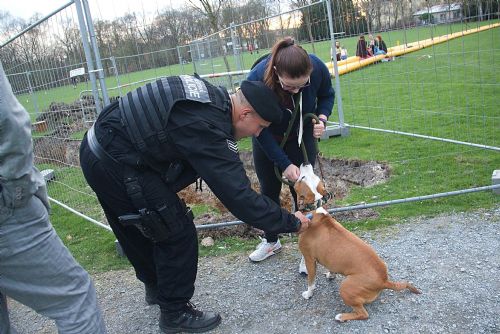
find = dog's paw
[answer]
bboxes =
[302,290,313,299]
[335,314,345,322]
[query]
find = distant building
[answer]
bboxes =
[376,0,428,30]
[413,3,463,25]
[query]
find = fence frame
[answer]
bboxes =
[1,0,498,232]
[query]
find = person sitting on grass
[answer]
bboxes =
[374,35,388,55]
[331,41,341,62]
[340,46,348,60]
[356,35,369,59]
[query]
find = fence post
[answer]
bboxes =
[177,46,185,74]
[110,56,122,96]
[82,0,109,105]
[325,0,348,136]
[74,0,102,113]
[25,71,40,117]
[192,42,200,74]
[230,22,242,73]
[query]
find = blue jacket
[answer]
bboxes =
[247,54,334,170]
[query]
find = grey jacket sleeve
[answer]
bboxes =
[0,62,50,210]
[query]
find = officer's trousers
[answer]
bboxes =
[0,196,106,334]
[252,133,317,243]
[79,137,198,313]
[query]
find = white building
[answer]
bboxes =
[413,3,463,25]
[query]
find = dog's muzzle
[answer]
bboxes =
[301,192,333,212]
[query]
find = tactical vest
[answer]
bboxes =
[119,75,229,156]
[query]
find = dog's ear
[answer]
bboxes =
[294,180,306,205]
[293,179,304,194]
[314,207,329,217]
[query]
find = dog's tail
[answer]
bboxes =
[384,281,421,294]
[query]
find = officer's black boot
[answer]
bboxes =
[159,303,221,333]
[145,283,159,305]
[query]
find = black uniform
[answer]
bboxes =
[79,75,300,312]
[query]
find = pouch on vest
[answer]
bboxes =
[163,161,184,184]
[120,169,195,241]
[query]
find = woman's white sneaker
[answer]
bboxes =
[248,238,282,262]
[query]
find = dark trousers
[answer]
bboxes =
[252,133,317,243]
[80,136,198,313]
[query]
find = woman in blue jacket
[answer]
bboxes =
[247,37,335,272]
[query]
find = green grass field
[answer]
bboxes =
[36,21,499,273]
[19,20,499,117]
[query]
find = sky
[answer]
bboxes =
[0,0,183,21]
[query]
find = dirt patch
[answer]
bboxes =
[33,96,98,166]
[33,99,391,238]
[190,151,391,239]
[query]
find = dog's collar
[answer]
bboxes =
[301,192,333,212]
[302,199,322,212]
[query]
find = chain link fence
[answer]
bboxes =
[1,0,499,229]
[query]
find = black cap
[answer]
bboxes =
[240,80,282,124]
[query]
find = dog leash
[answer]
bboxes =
[275,105,326,187]
[272,94,333,211]
[274,94,301,186]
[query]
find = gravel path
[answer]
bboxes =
[9,207,500,333]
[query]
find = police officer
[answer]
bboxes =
[79,75,310,333]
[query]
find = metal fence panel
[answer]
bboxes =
[1,0,499,230]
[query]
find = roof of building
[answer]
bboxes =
[413,3,461,16]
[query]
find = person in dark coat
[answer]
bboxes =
[356,35,369,58]
[79,75,310,333]
[376,35,388,54]
[246,37,334,273]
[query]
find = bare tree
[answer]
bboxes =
[57,20,83,63]
[224,0,271,50]
[290,0,317,53]
[357,0,379,33]
[188,0,232,78]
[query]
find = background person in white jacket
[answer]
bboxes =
[0,61,106,334]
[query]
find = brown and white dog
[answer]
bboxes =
[295,163,421,322]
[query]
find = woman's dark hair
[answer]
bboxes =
[263,37,312,100]
[376,35,383,41]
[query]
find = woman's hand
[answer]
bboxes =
[283,164,300,182]
[312,116,327,139]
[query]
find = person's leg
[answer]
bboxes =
[252,138,282,243]
[80,138,157,286]
[137,169,198,312]
[0,291,18,334]
[0,197,106,334]
[82,139,197,310]
[248,139,284,262]
[136,170,220,333]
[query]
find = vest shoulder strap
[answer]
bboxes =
[119,75,229,153]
